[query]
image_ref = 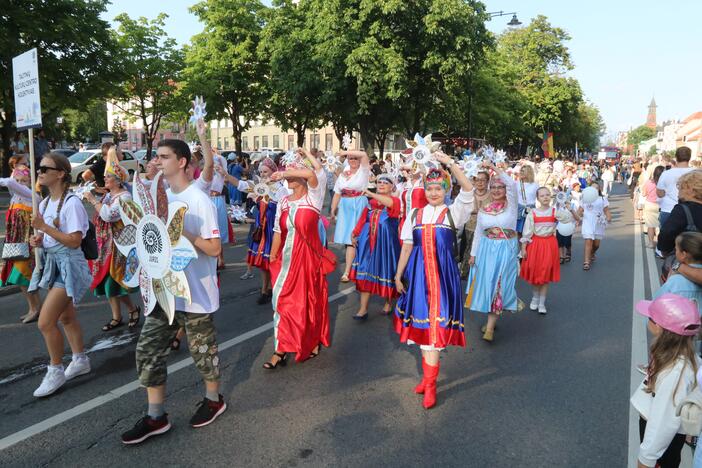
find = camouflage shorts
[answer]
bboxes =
[135,306,220,387]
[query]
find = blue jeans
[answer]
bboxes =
[659,211,671,227]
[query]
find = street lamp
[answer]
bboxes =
[487,11,522,27]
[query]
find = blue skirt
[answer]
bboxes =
[212,195,229,244]
[466,236,519,314]
[334,196,368,245]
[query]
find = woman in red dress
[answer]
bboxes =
[265,157,330,369]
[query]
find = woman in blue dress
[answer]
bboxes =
[349,174,401,320]
[394,153,474,409]
[466,161,520,342]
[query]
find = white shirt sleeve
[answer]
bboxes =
[195,175,212,194]
[198,196,220,240]
[99,193,129,222]
[237,180,251,192]
[521,210,535,243]
[62,197,89,238]
[448,189,474,232]
[273,198,285,233]
[470,212,484,257]
[400,209,417,243]
[0,178,33,199]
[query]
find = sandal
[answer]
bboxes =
[263,352,287,370]
[565,255,571,263]
[128,306,141,328]
[170,337,181,351]
[583,262,591,271]
[381,306,393,316]
[340,274,350,283]
[102,318,123,331]
[559,257,565,264]
[309,346,321,360]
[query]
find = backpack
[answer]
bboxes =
[41,194,98,260]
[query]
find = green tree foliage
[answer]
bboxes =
[62,101,108,144]
[0,0,117,173]
[627,125,657,148]
[184,0,267,152]
[111,13,186,159]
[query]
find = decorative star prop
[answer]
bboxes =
[228,205,248,223]
[404,133,441,169]
[114,171,198,325]
[494,149,507,164]
[73,181,95,200]
[188,96,207,127]
[342,134,352,150]
[322,151,341,172]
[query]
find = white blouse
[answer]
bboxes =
[517,181,539,206]
[521,207,572,242]
[209,155,228,193]
[98,191,132,223]
[333,165,370,194]
[470,172,518,257]
[0,178,33,206]
[400,190,474,243]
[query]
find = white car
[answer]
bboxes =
[68,149,142,184]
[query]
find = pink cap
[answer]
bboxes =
[636,293,701,336]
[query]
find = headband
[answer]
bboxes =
[12,167,30,178]
[424,168,450,192]
[376,174,395,186]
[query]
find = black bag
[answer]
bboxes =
[41,195,99,260]
[660,203,700,281]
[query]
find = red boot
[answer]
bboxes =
[422,361,440,409]
[414,357,427,394]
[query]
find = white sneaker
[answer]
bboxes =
[34,366,66,398]
[530,296,539,311]
[538,304,547,315]
[65,356,91,381]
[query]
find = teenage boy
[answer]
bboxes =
[121,130,225,445]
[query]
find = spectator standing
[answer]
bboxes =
[657,147,694,227]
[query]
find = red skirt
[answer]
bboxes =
[520,235,560,285]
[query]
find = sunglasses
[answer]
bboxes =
[38,166,62,174]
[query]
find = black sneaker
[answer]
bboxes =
[256,292,272,305]
[121,415,171,445]
[190,395,227,428]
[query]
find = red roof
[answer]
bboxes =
[683,112,702,123]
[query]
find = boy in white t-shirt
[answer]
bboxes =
[122,128,225,445]
[657,147,693,226]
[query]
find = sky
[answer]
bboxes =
[104,0,702,141]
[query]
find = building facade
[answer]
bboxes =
[106,101,186,151]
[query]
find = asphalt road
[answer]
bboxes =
[0,184,648,467]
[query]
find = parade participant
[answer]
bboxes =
[394,152,474,410]
[459,171,491,278]
[331,150,370,281]
[466,161,520,342]
[84,148,140,331]
[349,174,402,319]
[81,142,114,189]
[516,165,538,234]
[209,148,231,268]
[264,154,329,369]
[222,157,287,305]
[601,165,615,197]
[556,192,581,264]
[643,166,664,248]
[579,182,612,271]
[399,166,428,239]
[0,157,42,323]
[29,153,92,397]
[520,187,571,314]
[121,137,225,444]
[631,294,700,468]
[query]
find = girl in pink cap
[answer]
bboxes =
[630,293,701,468]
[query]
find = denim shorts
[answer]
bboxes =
[49,263,67,289]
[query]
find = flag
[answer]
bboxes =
[541,132,554,158]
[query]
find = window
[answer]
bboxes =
[325,133,333,151]
[273,135,280,149]
[262,135,269,148]
[312,133,320,150]
[242,136,249,151]
[287,135,294,150]
[218,138,222,149]
[223,137,229,149]
[253,136,260,149]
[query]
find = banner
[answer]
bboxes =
[541,132,554,159]
[12,49,42,130]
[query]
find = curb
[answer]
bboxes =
[0,286,21,297]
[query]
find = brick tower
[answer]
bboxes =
[646,96,657,129]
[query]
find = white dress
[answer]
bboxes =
[581,196,608,240]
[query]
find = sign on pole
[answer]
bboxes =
[12,48,42,267]
[12,48,42,130]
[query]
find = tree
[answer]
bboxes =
[627,125,656,149]
[184,0,268,153]
[112,13,185,160]
[0,0,117,174]
[62,100,108,144]
[259,0,324,147]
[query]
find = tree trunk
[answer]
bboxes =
[296,124,306,148]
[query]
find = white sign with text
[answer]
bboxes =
[12,48,42,130]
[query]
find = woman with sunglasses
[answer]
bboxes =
[29,153,92,397]
[349,174,402,319]
[466,161,520,342]
[330,150,370,282]
[84,148,141,332]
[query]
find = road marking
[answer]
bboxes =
[0,287,356,451]
[628,222,649,468]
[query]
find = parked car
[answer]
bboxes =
[68,149,140,184]
[134,149,156,163]
[52,148,77,158]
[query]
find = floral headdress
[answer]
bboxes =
[423,168,451,192]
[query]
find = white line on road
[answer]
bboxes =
[628,222,649,468]
[0,287,356,451]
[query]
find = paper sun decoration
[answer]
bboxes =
[114,172,198,325]
[228,205,248,223]
[404,133,441,169]
[342,134,353,150]
[73,181,96,200]
[459,149,484,179]
[555,190,571,208]
[189,96,207,127]
[322,151,341,171]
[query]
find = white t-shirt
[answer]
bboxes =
[167,183,220,314]
[40,195,89,248]
[518,182,539,206]
[657,167,694,213]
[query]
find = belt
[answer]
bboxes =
[484,227,517,240]
[341,189,363,198]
